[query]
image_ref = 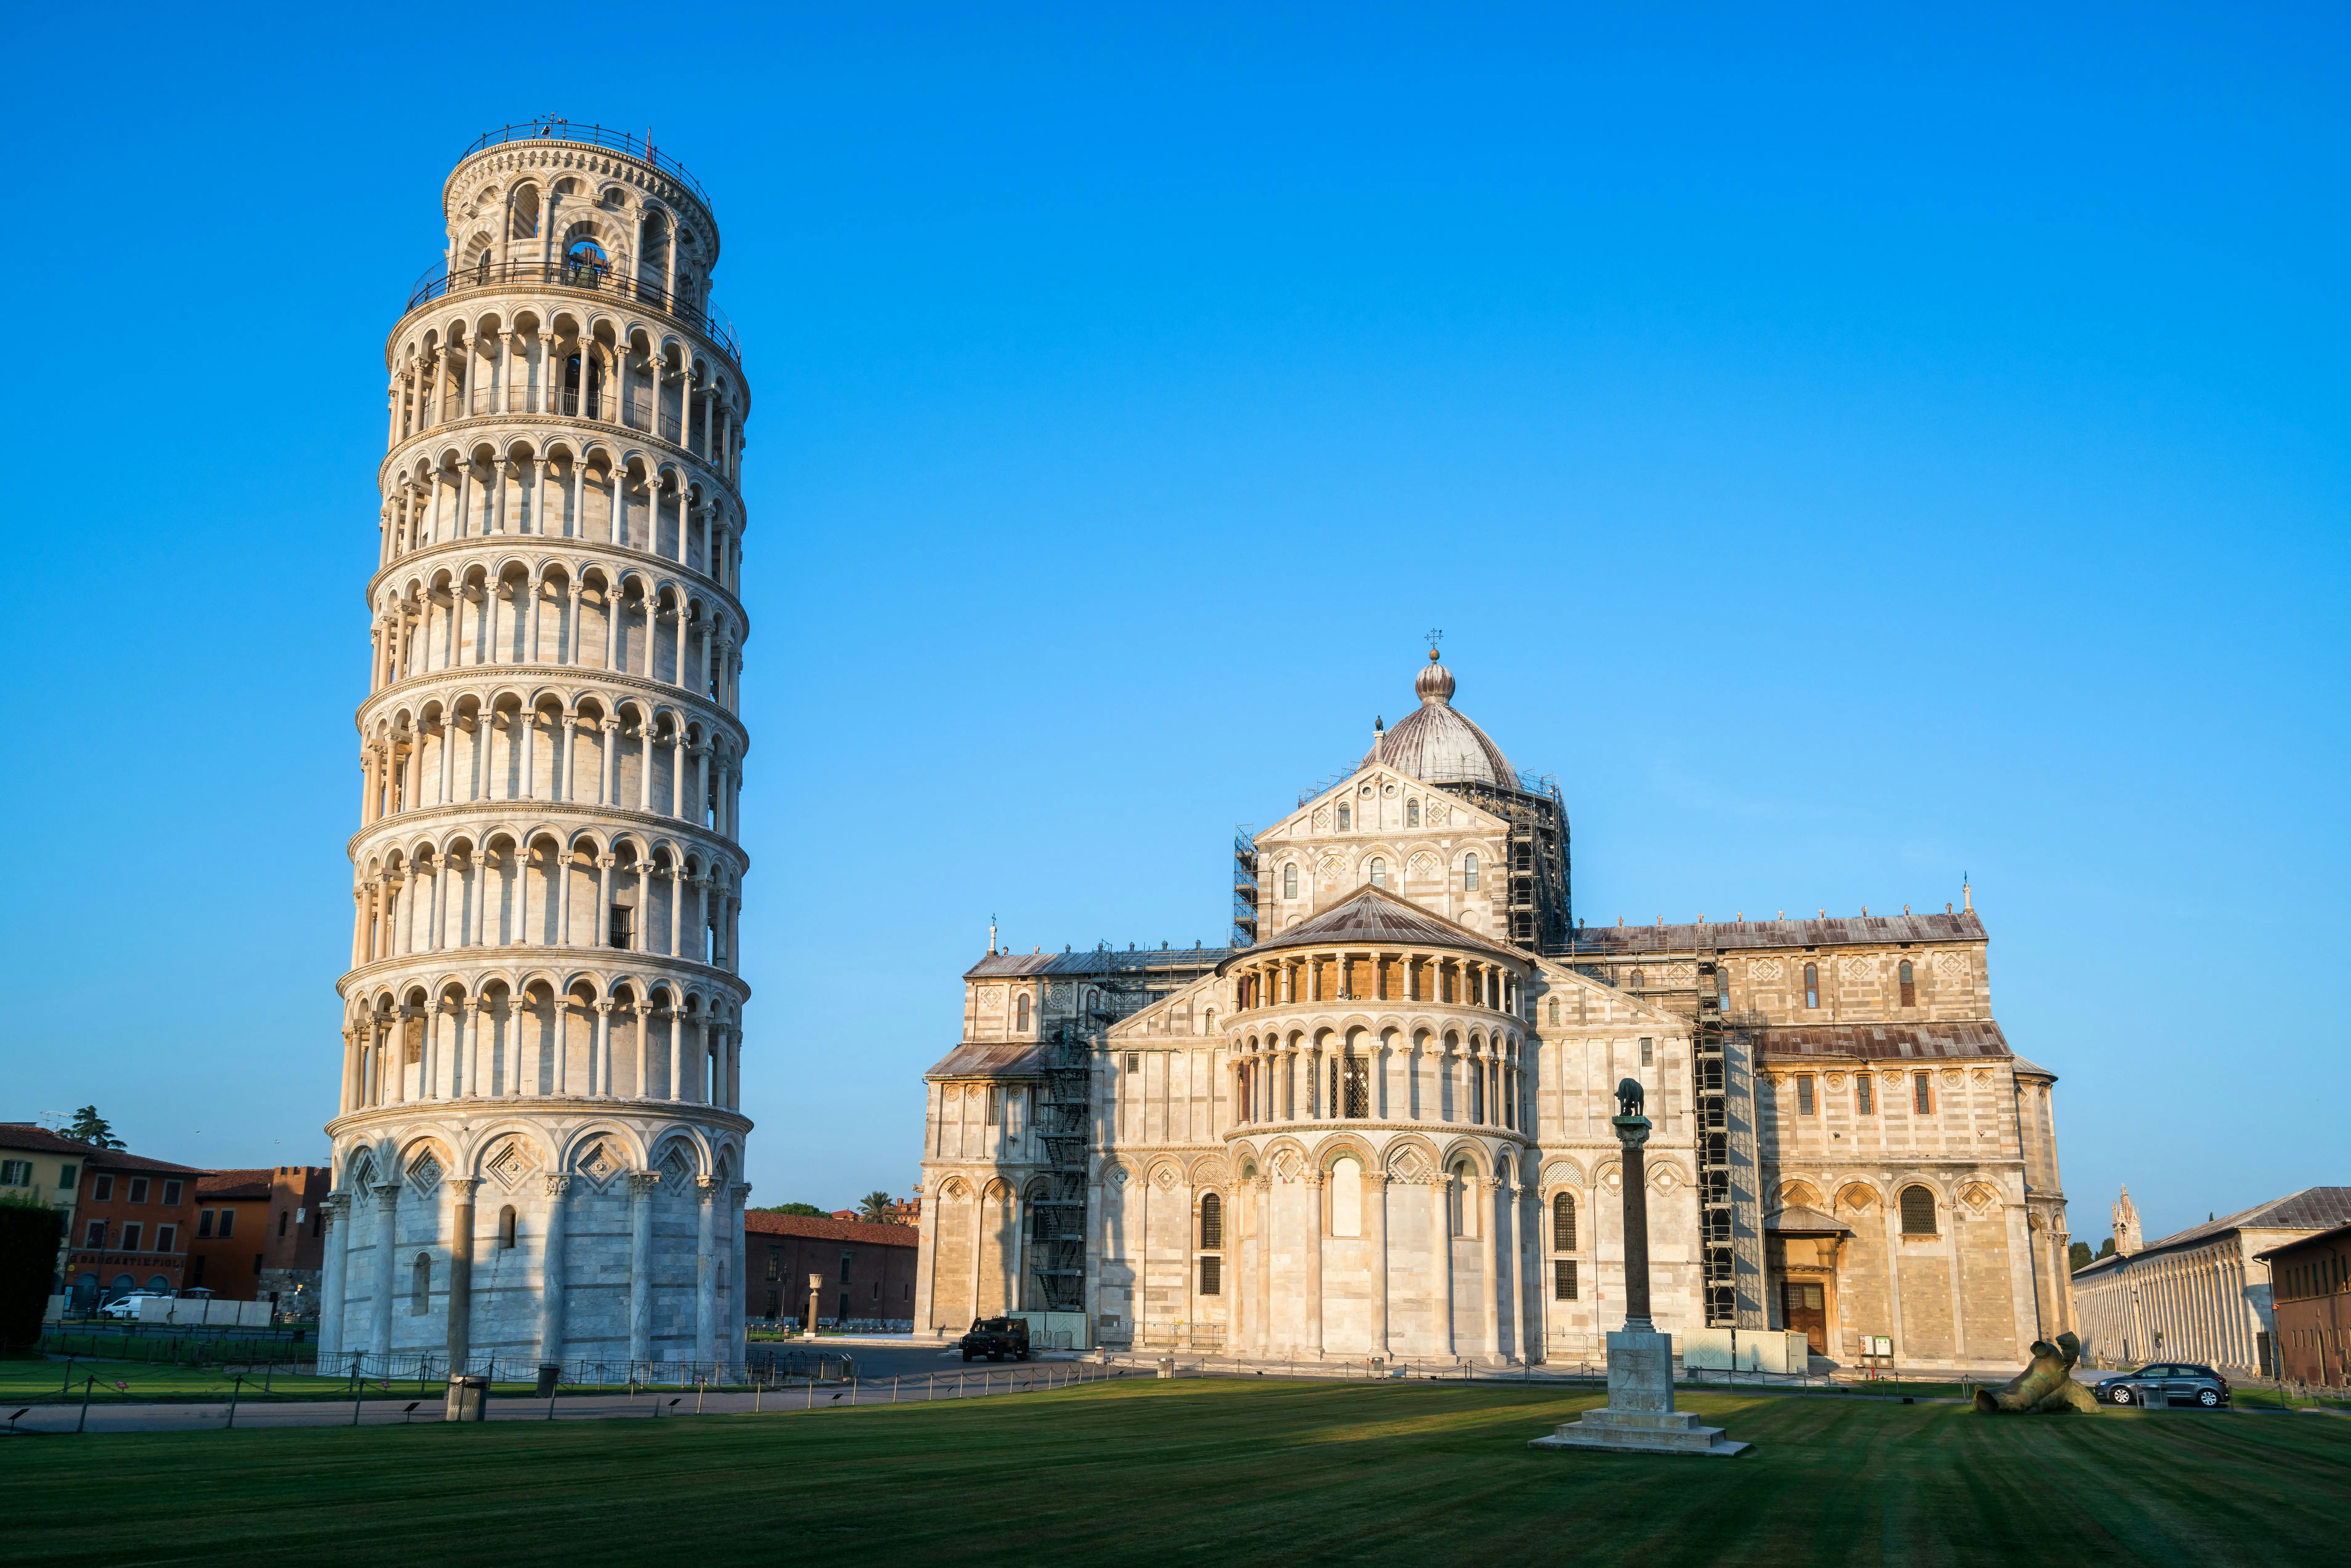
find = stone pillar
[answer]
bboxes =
[1253,1176,1274,1357]
[539,1174,572,1364]
[1434,1174,1456,1359]
[369,1182,401,1359]
[1303,1169,1325,1358]
[317,1193,352,1359]
[694,1176,718,1364]
[627,1171,659,1363]
[445,1178,478,1371]
[1492,1173,1516,1360]
[1365,1170,1390,1355]
[1480,1177,1505,1359]
[729,1182,753,1366]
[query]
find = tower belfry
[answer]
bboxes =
[321,123,756,1377]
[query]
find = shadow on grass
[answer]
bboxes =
[2,1379,2343,1568]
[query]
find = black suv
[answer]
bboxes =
[959,1317,1031,1363]
[2093,1363,2230,1408]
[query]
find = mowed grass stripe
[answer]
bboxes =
[2,1380,2344,1568]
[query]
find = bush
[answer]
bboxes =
[0,1196,64,1348]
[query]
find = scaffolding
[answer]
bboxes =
[1427,768,1571,957]
[1232,828,1259,949]
[1565,929,1760,1330]
[1032,1024,1094,1313]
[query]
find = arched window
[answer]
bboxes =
[1199,1193,1223,1249]
[1462,853,1479,890]
[1369,857,1386,888]
[1407,798,1420,827]
[498,1205,518,1248]
[411,1252,432,1315]
[1338,803,1351,830]
[1330,1157,1363,1238]
[1450,1162,1477,1238]
[1898,959,1916,1008]
[1803,963,1820,1009]
[1900,1185,1938,1235]
[1913,1071,1934,1114]
[1342,1051,1370,1117]
[1553,1192,1577,1251]
[1015,994,1030,1031]
[1282,863,1298,900]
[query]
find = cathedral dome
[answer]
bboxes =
[1363,650,1514,786]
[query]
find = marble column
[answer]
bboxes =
[1304,1171,1325,1358]
[627,1171,659,1363]
[1365,1170,1390,1356]
[1489,1175,1513,1361]
[1253,1177,1274,1357]
[445,1178,478,1371]
[369,1182,402,1359]
[1434,1175,1456,1360]
[317,1193,353,1359]
[729,1182,753,1366]
[539,1174,572,1364]
[693,1177,718,1364]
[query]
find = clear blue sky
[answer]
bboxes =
[3,5,2343,1246]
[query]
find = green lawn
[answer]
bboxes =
[3,1379,2343,1567]
[0,1357,760,1405]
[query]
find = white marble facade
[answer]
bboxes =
[320,124,753,1371]
[916,654,2071,1370]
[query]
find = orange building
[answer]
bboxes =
[189,1167,331,1308]
[61,1149,202,1306]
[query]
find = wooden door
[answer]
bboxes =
[1784,1281,1827,1354]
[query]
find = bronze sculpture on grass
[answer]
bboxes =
[1973,1331,2100,1413]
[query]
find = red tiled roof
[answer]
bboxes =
[197,1169,274,1199]
[0,1123,200,1173]
[1229,884,1523,967]
[1571,911,1987,956]
[1757,1022,2012,1061]
[743,1210,918,1247]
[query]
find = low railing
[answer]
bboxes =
[407,257,741,363]
[463,121,716,214]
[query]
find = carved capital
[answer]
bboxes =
[628,1170,663,1198]
[445,1178,480,1202]
[544,1173,574,1199]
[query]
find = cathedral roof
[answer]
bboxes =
[1225,883,1522,969]
[1765,1205,1853,1236]
[924,1042,1053,1080]
[1360,650,1515,788]
[1756,1020,2012,1061]
[963,946,1230,981]
[1572,910,1987,954]
[2144,1188,2351,1257]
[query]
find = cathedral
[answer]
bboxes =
[913,650,2074,1370]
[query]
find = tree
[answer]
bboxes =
[755,1202,828,1218]
[0,1194,65,1347]
[857,1191,896,1224]
[66,1107,124,1150]
[2069,1241,2093,1273]
[2095,1236,2117,1261]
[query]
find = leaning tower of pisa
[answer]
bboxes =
[319,124,754,1378]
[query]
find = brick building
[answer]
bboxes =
[2256,1222,2351,1388]
[59,1148,203,1306]
[189,1167,331,1309]
[744,1211,920,1329]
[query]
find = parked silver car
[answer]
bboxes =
[2093,1363,2230,1408]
